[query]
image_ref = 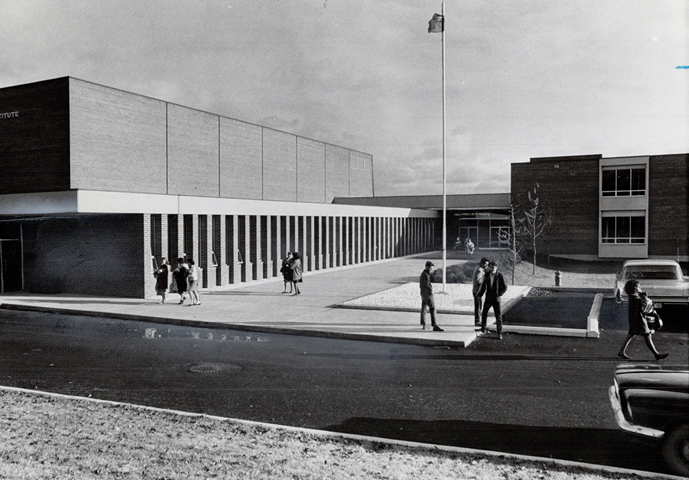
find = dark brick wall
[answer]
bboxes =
[511,156,601,256]
[0,77,70,194]
[19,215,144,297]
[648,153,689,257]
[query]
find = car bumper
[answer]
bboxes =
[608,386,665,440]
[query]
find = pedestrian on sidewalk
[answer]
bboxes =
[617,280,668,361]
[187,258,201,306]
[173,257,189,305]
[472,257,489,326]
[419,260,443,331]
[478,261,507,339]
[280,252,294,293]
[154,257,170,304]
[290,252,302,295]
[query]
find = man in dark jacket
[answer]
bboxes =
[419,261,443,331]
[478,261,508,339]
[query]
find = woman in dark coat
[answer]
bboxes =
[280,252,294,293]
[617,279,668,360]
[172,257,189,305]
[290,252,303,296]
[154,258,169,304]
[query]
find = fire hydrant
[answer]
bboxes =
[555,270,562,287]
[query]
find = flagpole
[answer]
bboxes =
[441,0,447,292]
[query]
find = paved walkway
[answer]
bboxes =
[0,255,572,348]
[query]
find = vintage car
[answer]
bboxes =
[614,259,689,308]
[609,364,689,476]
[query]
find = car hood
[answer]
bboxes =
[615,364,689,392]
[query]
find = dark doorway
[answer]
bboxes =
[0,239,23,293]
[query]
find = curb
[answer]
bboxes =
[0,303,473,348]
[0,385,682,480]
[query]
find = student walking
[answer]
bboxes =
[280,252,294,293]
[617,280,668,360]
[173,257,189,305]
[187,258,201,306]
[290,252,303,295]
[154,257,170,304]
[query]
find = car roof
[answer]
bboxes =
[622,259,680,267]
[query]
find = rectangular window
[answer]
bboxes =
[602,167,646,196]
[601,216,645,244]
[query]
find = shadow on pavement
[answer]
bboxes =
[324,417,671,475]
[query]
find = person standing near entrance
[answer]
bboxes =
[472,257,489,327]
[419,261,443,331]
[478,261,507,339]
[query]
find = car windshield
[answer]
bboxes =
[623,265,680,280]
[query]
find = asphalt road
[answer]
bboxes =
[0,305,687,475]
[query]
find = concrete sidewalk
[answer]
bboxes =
[0,255,595,347]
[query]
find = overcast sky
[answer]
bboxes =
[2,0,687,196]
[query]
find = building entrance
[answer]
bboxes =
[0,239,23,293]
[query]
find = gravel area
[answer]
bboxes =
[0,388,664,480]
[341,283,530,313]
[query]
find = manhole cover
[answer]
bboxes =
[187,363,242,374]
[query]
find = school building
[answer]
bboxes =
[1,77,686,297]
[0,77,436,297]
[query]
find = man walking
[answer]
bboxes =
[419,261,444,332]
[478,261,507,339]
[472,257,489,327]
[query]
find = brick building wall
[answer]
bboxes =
[262,128,297,202]
[325,144,349,202]
[349,152,374,197]
[0,77,374,203]
[0,77,70,194]
[19,214,144,297]
[297,137,326,203]
[648,153,689,258]
[69,79,167,194]
[167,104,220,197]
[511,155,601,257]
[220,118,262,199]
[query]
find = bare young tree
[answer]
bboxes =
[513,184,552,274]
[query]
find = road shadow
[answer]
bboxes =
[323,417,670,475]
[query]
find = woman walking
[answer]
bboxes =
[173,257,189,304]
[187,258,201,306]
[280,252,294,293]
[290,252,303,295]
[617,279,668,360]
[154,257,170,304]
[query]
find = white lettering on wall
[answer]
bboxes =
[0,111,19,119]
